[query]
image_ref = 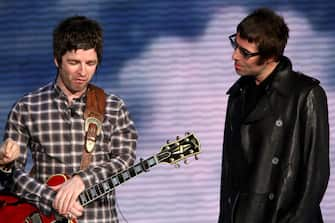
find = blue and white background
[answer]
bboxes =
[0,1,334,222]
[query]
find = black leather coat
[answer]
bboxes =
[218,57,329,223]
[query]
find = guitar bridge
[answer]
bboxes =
[25,212,42,223]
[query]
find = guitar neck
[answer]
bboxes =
[78,133,201,207]
[78,155,158,206]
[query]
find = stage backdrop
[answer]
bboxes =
[0,1,334,222]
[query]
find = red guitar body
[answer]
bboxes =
[0,174,75,223]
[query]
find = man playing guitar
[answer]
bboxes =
[1,15,138,223]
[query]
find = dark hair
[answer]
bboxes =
[237,8,289,62]
[53,15,103,66]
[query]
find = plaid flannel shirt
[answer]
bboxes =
[4,82,137,223]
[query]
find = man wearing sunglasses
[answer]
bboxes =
[218,8,329,223]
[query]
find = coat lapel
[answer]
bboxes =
[244,95,272,123]
[243,57,295,123]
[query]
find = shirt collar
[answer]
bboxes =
[52,82,87,103]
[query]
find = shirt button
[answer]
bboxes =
[275,119,283,127]
[268,193,275,200]
[272,157,279,165]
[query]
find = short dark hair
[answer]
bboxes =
[53,15,103,65]
[237,8,289,62]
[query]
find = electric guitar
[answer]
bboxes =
[0,133,201,223]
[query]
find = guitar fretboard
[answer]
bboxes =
[78,155,158,206]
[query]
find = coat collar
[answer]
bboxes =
[227,56,295,97]
[270,56,295,97]
[227,56,298,123]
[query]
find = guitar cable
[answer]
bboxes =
[116,157,149,223]
[115,195,129,223]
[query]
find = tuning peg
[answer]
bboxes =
[184,159,188,164]
[166,139,170,144]
[176,136,180,140]
[185,132,190,135]
[195,155,199,160]
[175,163,180,168]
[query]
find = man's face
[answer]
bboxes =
[232,33,270,81]
[55,48,98,97]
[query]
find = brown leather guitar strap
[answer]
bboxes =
[80,84,106,170]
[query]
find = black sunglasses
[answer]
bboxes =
[229,34,260,59]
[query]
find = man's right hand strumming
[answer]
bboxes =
[0,138,20,166]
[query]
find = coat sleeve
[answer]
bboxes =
[288,85,330,222]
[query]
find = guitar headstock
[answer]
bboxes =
[156,132,201,167]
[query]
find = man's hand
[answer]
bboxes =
[52,175,85,219]
[0,138,20,165]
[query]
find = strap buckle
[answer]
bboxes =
[84,116,102,153]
